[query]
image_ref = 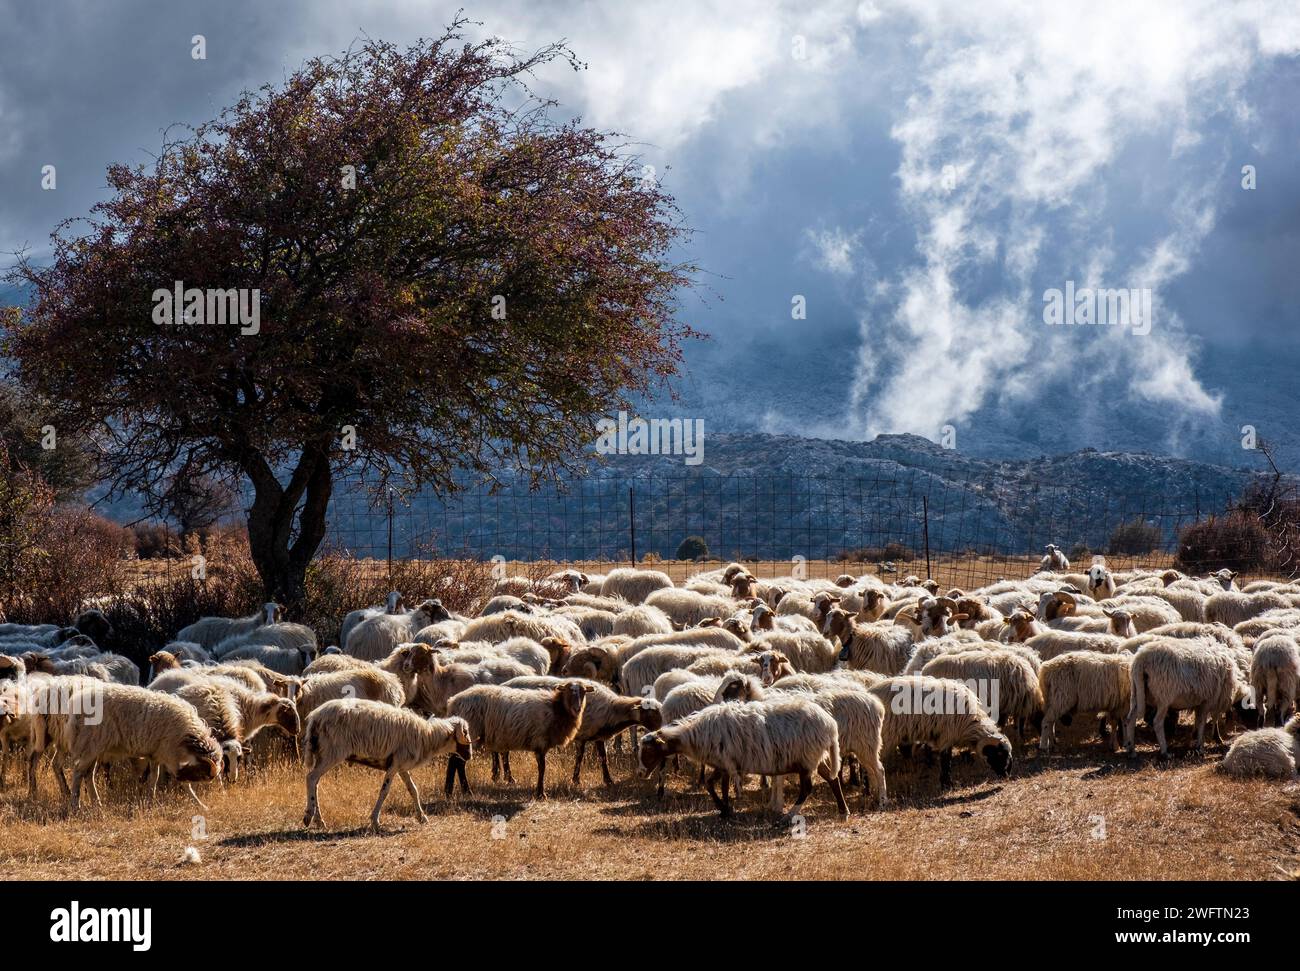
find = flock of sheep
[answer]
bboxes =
[3,546,1300,832]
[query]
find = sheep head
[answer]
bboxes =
[557,681,593,718]
[834,574,857,588]
[730,573,759,599]
[751,603,775,631]
[696,617,722,628]
[632,697,663,730]
[263,696,301,736]
[757,650,793,687]
[722,616,751,641]
[539,636,572,674]
[1005,610,1038,643]
[981,737,1013,778]
[715,671,762,703]
[384,591,404,613]
[447,716,473,761]
[1102,608,1136,638]
[262,603,282,625]
[148,650,180,672]
[822,606,852,643]
[176,731,223,782]
[417,599,451,623]
[637,730,676,774]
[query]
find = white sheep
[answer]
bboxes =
[643,587,736,628]
[610,604,675,638]
[1249,633,1300,727]
[1218,717,1300,779]
[822,609,915,675]
[445,682,593,799]
[459,609,584,648]
[43,682,224,812]
[177,603,279,651]
[867,675,1014,787]
[1037,652,1132,754]
[302,699,472,830]
[1124,637,1243,758]
[345,599,451,661]
[598,568,674,605]
[637,694,850,818]
[1205,591,1292,628]
[921,649,1043,750]
[339,591,405,648]
[1040,544,1069,571]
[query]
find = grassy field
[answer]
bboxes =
[2,719,1297,881]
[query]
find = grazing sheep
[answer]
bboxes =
[213,615,317,662]
[345,599,451,661]
[418,655,535,717]
[899,631,1002,675]
[1124,637,1243,758]
[459,610,584,649]
[445,682,592,799]
[1233,608,1300,648]
[772,670,885,693]
[618,628,746,665]
[44,683,224,812]
[599,568,674,605]
[302,699,472,830]
[1103,596,1184,633]
[339,591,405,648]
[503,675,662,785]
[481,594,532,616]
[611,604,674,638]
[822,609,915,675]
[643,588,736,628]
[867,676,1014,788]
[744,630,840,674]
[744,675,888,809]
[1205,591,1292,628]
[1218,718,1300,779]
[294,668,407,724]
[921,650,1043,749]
[1025,630,1128,662]
[637,695,850,818]
[1037,652,1133,754]
[620,645,735,701]
[1250,633,1300,727]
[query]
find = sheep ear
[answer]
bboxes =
[952,613,969,622]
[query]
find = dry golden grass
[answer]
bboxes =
[2,720,1297,881]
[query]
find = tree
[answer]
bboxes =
[0,384,94,502]
[3,22,695,612]
[1106,519,1162,556]
[675,535,710,560]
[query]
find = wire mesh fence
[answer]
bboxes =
[318,472,1241,589]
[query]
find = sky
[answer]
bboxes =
[2,0,1298,457]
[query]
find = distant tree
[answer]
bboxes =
[675,535,710,560]
[1106,519,1162,556]
[0,385,94,501]
[3,22,695,611]
[160,464,238,541]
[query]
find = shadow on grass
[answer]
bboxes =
[218,826,405,846]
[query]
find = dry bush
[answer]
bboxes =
[1176,510,1270,575]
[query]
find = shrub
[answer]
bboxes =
[1175,511,1269,575]
[1107,520,1163,556]
[131,523,179,559]
[1067,542,1092,562]
[675,535,710,560]
[839,542,910,563]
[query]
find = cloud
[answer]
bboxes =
[803,225,862,275]
[845,0,1300,443]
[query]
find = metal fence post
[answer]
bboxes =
[629,485,637,565]
[922,494,932,580]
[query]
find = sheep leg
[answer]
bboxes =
[846,756,861,788]
[1192,708,1208,756]
[491,752,501,782]
[1038,715,1055,756]
[370,770,396,831]
[1153,705,1171,760]
[938,749,953,789]
[533,751,548,800]
[502,752,515,784]
[400,770,427,823]
[444,755,463,797]
[703,767,729,816]
[863,755,887,808]
[88,764,103,807]
[150,765,163,805]
[572,742,586,786]
[816,761,850,817]
[791,770,814,814]
[768,774,784,813]
[185,784,209,811]
[303,767,326,827]
[656,763,666,799]
[69,765,85,814]
[596,740,614,787]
